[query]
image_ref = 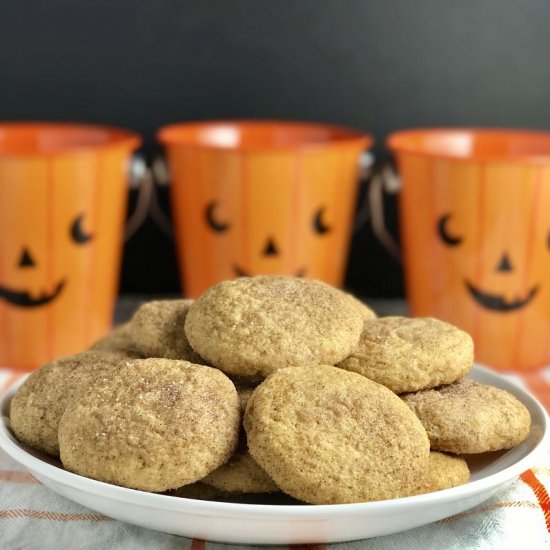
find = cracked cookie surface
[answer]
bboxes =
[337,316,473,393]
[185,276,364,378]
[244,365,430,504]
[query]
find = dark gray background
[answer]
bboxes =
[2,1,549,297]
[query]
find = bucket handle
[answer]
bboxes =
[149,156,174,238]
[353,151,376,232]
[125,155,155,241]
[366,164,402,262]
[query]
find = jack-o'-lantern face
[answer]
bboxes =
[166,141,365,298]
[0,214,93,308]
[437,213,540,312]
[391,129,550,370]
[0,123,139,369]
[205,200,332,278]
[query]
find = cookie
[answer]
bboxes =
[89,322,141,357]
[130,300,206,363]
[344,292,377,322]
[58,358,240,492]
[337,317,473,393]
[402,378,531,454]
[202,450,278,493]
[415,452,470,494]
[236,385,256,416]
[244,365,430,504]
[10,351,126,456]
[185,276,364,377]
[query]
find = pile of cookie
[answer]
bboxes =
[9,276,531,505]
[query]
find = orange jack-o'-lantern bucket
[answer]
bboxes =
[158,121,372,297]
[0,122,141,369]
[388,128,550,371]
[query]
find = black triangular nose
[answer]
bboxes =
[496,253,513,273]
[18,247,36,268]
[262,238,279,257]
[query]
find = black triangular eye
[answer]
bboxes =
[205,201,230,233]
[313,207,331,235]
[437,214,463,246]
[70,214,94,245]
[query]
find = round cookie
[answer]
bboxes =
[402,378,531,454]
[236,385,256,416]
[130,300,206,363]
[58,358,240,492]
[415,452,470,494]
[10,351,127,456]
[344,292,377,322]
[244,365,430,504]
[337,317,473,393]
[202,450,278,493]
[89,322,142,357]
[185,276,364,377]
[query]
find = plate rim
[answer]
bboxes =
[0,364,548,519]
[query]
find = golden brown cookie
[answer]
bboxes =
[236,385,256,416]
[130,300,206,363]
[185,276,364,377]
[402,378,531,454]
[415,452,470,494]
[58,358,240,492]
[244,365,430,504]
[344,292,377,322]
[202,450,278,493]
[89,323,141,357]
[337,317,473,393]
[10,351,127,456]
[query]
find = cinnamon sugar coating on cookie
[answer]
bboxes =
[244,365,430,504]
[89,322,142,357]
[414,452,470,494]
[202,450,278,494]
[343,292,377,322]
[184,276,364,377]
[130,300,206,363]
[337,317,473,393]
[58,358,240,492]
[402,378,531,454]
[10,351,128,457]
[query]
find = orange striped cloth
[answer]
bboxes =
[1,367,550,550]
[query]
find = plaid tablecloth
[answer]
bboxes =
[1,366,550,550]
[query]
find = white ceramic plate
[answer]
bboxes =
[0,365,548,545]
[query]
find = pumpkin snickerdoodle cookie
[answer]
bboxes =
[415,452,470,494]
[337,316,473,393]
[236,384,256,416]
[185,276,364,378]
[344,292,377,322]
[130,300,206,363]
[89,322,142,357]
[402,378,531,454]
[58,358,240,492]
[202,449,278,494]
[9,351,128,457]
[244,365,430,504]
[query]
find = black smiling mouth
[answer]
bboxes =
[465,280,539,312]
[233,265,306,278]
[0,280,66,307]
